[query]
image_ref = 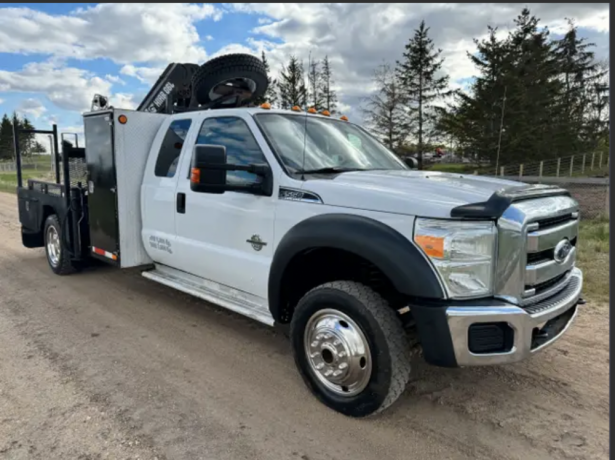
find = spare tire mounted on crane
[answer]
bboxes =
[192,53,269,107]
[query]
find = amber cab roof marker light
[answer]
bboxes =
[340,115,349,121]
[291,105,302,112]
[307,107,317,114]
[320,110,330,117]
[260,102,271,109]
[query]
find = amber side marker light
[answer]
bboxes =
[118,114,128,124]
[190,168,201,183]
[414,235,445,259]
[260,102,271,109]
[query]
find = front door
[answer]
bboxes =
[173,114,277,300]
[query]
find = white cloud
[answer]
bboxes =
[17,98,47,118]
[0,98,4,104]
[0,61,112,112]
[206,35,214,41]
[0,3,223,65]
[120,64,165,85]
[105,74,125,85]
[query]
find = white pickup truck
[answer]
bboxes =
[13,54,584,417]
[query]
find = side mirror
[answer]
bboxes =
[190,144,274,196]
[190,144,228,194]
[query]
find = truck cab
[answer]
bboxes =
[12,54,585,418]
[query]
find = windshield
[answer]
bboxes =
[254,113,407,174]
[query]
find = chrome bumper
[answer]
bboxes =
[446,267,583,366]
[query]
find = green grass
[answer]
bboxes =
[0,170,51,193]
[577,216,610,303]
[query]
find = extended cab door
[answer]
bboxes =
[173,113,277,300]
[141,117,196,267]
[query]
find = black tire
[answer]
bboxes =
[290,281,412,417]
[43,214,75,275]
[192,53,268,106]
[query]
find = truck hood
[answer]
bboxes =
[300,170,524,219]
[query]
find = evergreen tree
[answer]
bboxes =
[254,51,278,107]
[361,63,408,152]
[277,55,307,109]
[307,53,324,110]
[319,55,338,113]
[396,20,449,169]
[0,114,13,161]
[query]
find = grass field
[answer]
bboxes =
[577,216,610,302]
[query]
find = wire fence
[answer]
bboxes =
[496,152,609,179]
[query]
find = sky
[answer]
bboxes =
[0,3,610,151]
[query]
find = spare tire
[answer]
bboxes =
[192,53,268,107]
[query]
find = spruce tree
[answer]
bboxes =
[319,55,338,113]
[277,55,307,109]
[307,54,324,110]
[0,114,13,161]
[396,20,449,169]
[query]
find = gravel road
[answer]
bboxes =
[0,192,609,460]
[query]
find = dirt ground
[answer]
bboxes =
[0,191,609,460]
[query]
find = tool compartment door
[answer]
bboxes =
[84,112,120,263]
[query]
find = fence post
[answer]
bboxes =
[519,164,523,179]
[591,152,595,171]
[581,154,586,175]
[606,181,610,218]
[500,166,504,177]
[556,158,561,177]
[570,156,574,176]
[599,152,603,168]
[539,161,543,181]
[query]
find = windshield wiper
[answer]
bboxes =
[297,167,368,175]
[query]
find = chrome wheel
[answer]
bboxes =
[304,308,372,396]
[46,225,61,267]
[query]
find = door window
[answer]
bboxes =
[196,117,268,186]
[154,119,192,178]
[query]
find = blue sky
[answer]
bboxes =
[0,3,609,149]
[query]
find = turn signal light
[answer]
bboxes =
[321,110,330,117]
[291,106,302,112]
[260,102,271,109]
[415,235,445,259]
[190,168,201,183]
[307,107,317,114]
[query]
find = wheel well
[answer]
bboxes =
[41,205,56,229]
[277,248,406,323]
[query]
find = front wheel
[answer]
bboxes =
[290,281,412,417]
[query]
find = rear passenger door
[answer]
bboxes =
[141,117,195,267]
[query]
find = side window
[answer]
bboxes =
[154,119,192,178]
[196,117,267,186]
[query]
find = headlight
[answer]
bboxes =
[414,218,497,299]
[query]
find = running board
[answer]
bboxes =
[142,264,275,326]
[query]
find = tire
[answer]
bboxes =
[290,281,412,417]
[192,53,268,106]
[43,214,75,275]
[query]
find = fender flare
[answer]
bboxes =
[268,213,445,322]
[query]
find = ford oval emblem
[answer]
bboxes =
[554,239,573,264]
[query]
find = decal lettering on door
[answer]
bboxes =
[149,235,173,254]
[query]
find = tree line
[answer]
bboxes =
[362,7,609,168]
[0,114,45,161]
[258,7,608,169]
[254,52,338,114]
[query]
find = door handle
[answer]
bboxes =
[176,192,186,214]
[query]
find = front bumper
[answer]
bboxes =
[445,267,583,366]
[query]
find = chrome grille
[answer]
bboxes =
[495,194,579,306]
